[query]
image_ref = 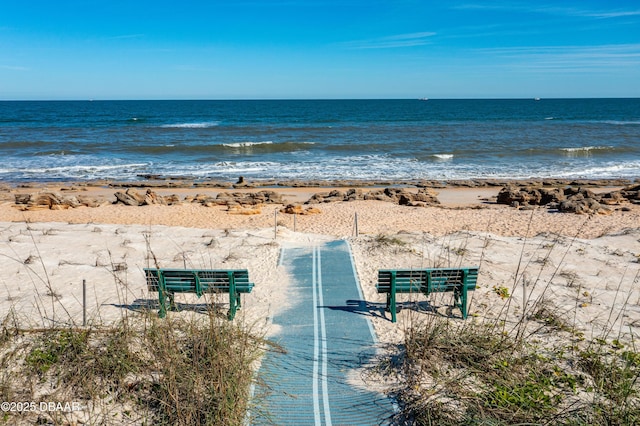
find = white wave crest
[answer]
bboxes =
[222,141,274,148]
[561,146,613,153]
[161,121,219,128]
[432,153,454,160]
[553,161,640,178]
[20,163,149,173]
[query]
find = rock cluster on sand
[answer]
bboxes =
[14,192,108,210]
[110,188,285,208]
[110,189,287,215]
[13,188,286,210]
[187,191,284,215]
[184,191,284,207]
[306,188,440,207]
[113,188,181,206]
[497,184,640,214]
[279,204,322,215]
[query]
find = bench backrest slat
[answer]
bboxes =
[376,270,425,293]
[145,268,254,294]
[377,267,478,294]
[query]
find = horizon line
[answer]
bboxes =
[1,96,639,102]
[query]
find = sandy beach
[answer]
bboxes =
[2,182,638,237]
[1,181,639,346]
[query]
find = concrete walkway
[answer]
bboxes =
[251,240,395,425]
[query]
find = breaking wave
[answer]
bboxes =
[432,154,454,160]
[222,141,274,148]
[160,121,220,128]
[560,146,615,155]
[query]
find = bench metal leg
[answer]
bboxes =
[157,290,177,318]
[227,271,238,320]
[389,292,397,323]
[156,272,176,318]
[158,287,167,318]
[390,271,397,323]
[453,286,468,319]
[228,292,239,320]
[461,286,468,319]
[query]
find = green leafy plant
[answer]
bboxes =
[493,285,510,299]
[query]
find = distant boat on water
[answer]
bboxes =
[419,97,429,101]
[534,97,541,101]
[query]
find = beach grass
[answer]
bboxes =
[0,310,263,425]
[373,225,640,426]
[384,312,640,425]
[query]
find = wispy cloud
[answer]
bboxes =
[0,65,29,71]
[480,43,640,72]
[340,31,436,49]
[455,3,640,20]
[99,34,145,41]
[571,9,640,19]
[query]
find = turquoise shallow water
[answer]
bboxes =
[0,98,639,182]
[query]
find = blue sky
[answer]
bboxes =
[1,1,639,99]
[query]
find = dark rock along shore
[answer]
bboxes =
[497,183,640,214]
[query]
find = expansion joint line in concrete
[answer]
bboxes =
[312,246,332,426]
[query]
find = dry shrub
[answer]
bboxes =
[0,312,263,426]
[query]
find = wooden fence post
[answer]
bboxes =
[82,279,87,327]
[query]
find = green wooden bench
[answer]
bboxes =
[376,267,479,322]
[145,268,254,320]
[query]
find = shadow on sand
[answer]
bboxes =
[109,298,230,317]
[323,299,457,322]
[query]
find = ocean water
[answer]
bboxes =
[0,99,638,182]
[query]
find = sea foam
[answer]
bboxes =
[560,146,614,154]
[160,121,220,128]
[432,154,454,160]
[222,141,274,148]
